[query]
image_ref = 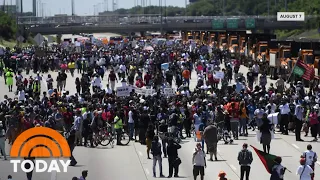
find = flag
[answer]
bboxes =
[292,60,315,80]
[250,145,278,174]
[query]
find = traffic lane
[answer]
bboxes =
[274,132,320,168]
[0,141,149,180]
[178,138,240,180]
[133,137,240,180]
[216,130,306,180]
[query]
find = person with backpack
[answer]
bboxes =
[237,143,253,180]
[301,144,317,180]
[270,157,286,180]
[151,135,165,178]
[296,158,314,180]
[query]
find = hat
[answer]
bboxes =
[218,171,226,177]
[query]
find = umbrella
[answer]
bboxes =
[144,46,154,51]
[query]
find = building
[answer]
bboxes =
[0,5,17,15]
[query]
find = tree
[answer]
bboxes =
[0,12,17,40]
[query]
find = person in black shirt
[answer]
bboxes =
[167,138,181,178]
[146,124,155,159]
[151,135,164,177]
[67,129,77,166]
[247,69,254,90]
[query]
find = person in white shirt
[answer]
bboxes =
[252,62,259,84]
[104,84,112,94]
[18,90,26,102]
[279,101,290,135]
[91,75,102,92]
[302,144,318,171]
[266,101,277,114]
[192,143,206,180]
[128,107,135,140]
[296,158,314,180]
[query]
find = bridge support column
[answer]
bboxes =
[56,34,62,44]
[140,31,146,38]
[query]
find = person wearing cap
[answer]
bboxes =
[296,158,314,180]
[79,170,88,180]
[237,143,253,180]
[217,171,227,180]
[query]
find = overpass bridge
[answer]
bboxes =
[18,15,319,35]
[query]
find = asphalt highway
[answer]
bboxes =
[0,64,319,180]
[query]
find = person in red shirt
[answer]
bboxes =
[63,108,74,132]
[106,109,114,124]
[144,72,151,86]
[108,70,118,92]
[226,98,240,140]
[136,78,144,88]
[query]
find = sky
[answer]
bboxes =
[1,0,188,16]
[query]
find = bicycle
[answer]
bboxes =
[95,124,131,147]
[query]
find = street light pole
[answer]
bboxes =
[159,0,163,34]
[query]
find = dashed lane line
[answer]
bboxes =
[292,144,300,149]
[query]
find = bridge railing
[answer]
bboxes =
[17,15,319,25]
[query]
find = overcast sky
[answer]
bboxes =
[2,0,188,15]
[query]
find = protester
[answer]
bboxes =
[79,170,88,180]
[237,143,253,180]
[151,135,164,177]
[203,123,218,161]
[302,144,317,180]
[167,138,181,178]
[296,158,314,180]
[259,114,273,154]
[192,143,206,180]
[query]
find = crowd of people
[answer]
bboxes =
[0,38,319,180]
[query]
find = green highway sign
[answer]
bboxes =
[212,19,224,29]
[227,19,239,29]
[245,18,256,29]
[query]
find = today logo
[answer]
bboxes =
[10,127,71,173]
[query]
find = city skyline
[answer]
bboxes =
[0,0,187,16]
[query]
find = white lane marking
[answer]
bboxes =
[230,164,237,171]
[50,171,57,180]
[217,148,221,153]
[145,168,150,175]
[138,151,143,156]
[292,144,300,149]
[316,161,320,166]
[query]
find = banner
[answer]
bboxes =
[116,86,131,97]
[163,88,175,96]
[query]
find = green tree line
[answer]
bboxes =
[0,11,17,40]
[115,0,319,28]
